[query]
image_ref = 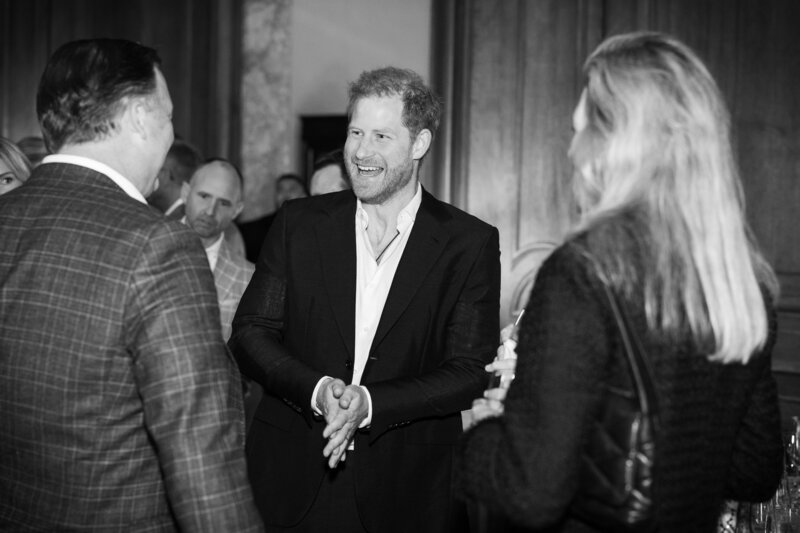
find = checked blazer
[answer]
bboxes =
[213,237,255,342]
[0,162,263,532]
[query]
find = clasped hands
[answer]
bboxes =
[315,378,368,469]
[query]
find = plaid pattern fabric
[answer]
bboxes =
[0,164,263,532]
[214,238,255,342]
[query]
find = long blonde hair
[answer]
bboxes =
[569,32,777,363]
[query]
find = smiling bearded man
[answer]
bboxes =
[229,66,501,533]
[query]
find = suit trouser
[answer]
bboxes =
[265,451,369,533]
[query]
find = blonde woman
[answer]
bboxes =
[0,136,32,195]
[459,32,783,532]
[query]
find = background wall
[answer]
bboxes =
[0,0,242,166]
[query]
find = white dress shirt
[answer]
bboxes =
[41,154,147,204]
[203,234,224,271]
[311,184,423,431]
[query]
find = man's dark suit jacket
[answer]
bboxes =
[230,188,501,533]
[0,163,262,531]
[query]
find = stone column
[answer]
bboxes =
[240,0,292,221]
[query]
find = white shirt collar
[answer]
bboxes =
[356,182,423,231]
[206,233,225,254]
[41,154,147,204]
[204,234,224,271]
[164,197,184,216]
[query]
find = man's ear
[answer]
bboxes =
[233,201,245,220]
[180,181,190,202]
[411,129,432,160]
[126,97,150,141]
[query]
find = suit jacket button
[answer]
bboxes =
[345,359,352,369]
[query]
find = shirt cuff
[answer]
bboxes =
[311,376,332,415]
[359,385,373,428]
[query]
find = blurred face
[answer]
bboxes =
[0,160,24,196]
[309,164,348,196]
[275,178,307,208]
[570,90,589,161]
[182,162,243,245]
[142,69,174,196]
[345,95,427,205]
[569,90,603,212]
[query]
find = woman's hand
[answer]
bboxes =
[465,318,523,429]
[466,357,519,428]
[489,348,517,386]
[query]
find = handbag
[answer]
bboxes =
[571,279,660,531]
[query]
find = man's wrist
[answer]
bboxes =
[312,376,333,414]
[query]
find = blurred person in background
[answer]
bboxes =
[238,172,308,262]
[182,157,261,430]
[309,148,350,196]
[459,32,783,532]
[182,158,254,342]
[148,137,203,218]
[0,135,32,195]
[149,139,246,257]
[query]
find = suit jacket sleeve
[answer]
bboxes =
[230,206,324,417]
[126,223,263,532]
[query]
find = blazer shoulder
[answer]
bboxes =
[285,189,355,215]
[217,239,255,284]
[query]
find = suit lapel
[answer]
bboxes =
[166,201,185,221]
[370,191,449,352]
[316,197,357,359]
[213,240,235,301]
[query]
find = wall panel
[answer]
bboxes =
[0,0,241,164]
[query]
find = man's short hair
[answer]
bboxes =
[346,67,442,140]
[36,39,161,153]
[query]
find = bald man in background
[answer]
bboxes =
[182,158,255,341]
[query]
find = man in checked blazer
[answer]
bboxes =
[230,67,501,532]
[181,158,255,342]
[0,39,263,531]
[181,158,260,429]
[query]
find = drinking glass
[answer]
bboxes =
[488,309,524,390]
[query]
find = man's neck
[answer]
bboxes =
[361,177,419,228]
[361,178,419,251]
[59,141,146,195]
[202,233,224,250]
